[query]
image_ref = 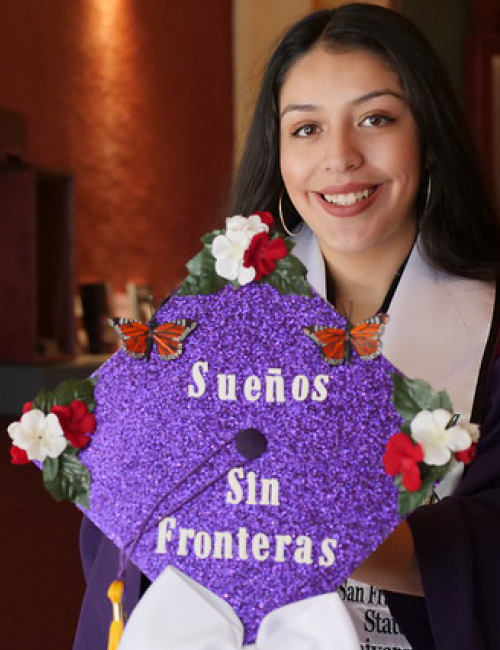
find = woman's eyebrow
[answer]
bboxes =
[353,89,405,105]
[280,89,405,119]
[280,103,319,119]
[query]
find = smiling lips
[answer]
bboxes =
[316,183,382,217]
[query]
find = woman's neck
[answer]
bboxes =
[321,230,416,323]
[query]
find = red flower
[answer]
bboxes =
[10,445,30,465]
[11,402,33,463]
[252,211,274,229]
[51,400,96,449]
[383,432,424,492]
[243,232,288,281]
[455,443,477,464]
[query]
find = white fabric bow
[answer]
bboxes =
[118,566,359,650]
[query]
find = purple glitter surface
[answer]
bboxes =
[81,284,403,643]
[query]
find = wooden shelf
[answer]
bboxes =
[0,162,75,363]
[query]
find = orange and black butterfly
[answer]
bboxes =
[303,313,388,365]
[109,317,197,361]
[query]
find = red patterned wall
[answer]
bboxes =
[0,0,234,299]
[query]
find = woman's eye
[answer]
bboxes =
[360,114,395,127]
[292,123,321,137]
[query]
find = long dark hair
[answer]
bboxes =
[230,3,500,280]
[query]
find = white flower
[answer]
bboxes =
[212,230,254,284]
[212,232,255,285]
[211,213,271,285]
[225,214,269,236]
[8,409,67,461]
[410,408,472,466]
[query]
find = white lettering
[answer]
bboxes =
[226,469,280,506]
[294,535,314,565]
[319,538,337,567]
[213,531,234,559]
[291,375,309,401]
[217,373,237,401]
[261,477,280,506]
[155,516,176,553]
[187,362,332,404]
[274,534,293,562]
[177,527,196,556]
[156,519,341,569]
[312,375,330,402]
[193,531,212,559]
[237,527,249,560]
[252,533,270,561]
[246,471,257,505]
[187,361,208,398]
[243,375,262,402]
[226,467,244,505]
[265,368,285,403]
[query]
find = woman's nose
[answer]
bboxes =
[323,129,364,172]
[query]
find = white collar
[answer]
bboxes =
[293,225,496,419]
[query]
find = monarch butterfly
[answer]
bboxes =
[109,317,197,361]
[303,313,388,365]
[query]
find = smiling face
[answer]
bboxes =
[279,46,420,265]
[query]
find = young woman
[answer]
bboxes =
[229,5,500,648]
[74,5,500,649]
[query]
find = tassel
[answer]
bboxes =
[107,579,125,650]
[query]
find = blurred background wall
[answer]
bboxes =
[1,1,499,648]
[0,0,234,300]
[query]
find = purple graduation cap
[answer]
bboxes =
[78,213,407,643]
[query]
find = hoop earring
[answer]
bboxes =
[423,174,432,215]
[278,190,301,237]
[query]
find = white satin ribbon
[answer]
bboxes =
[118,566,359,650]
[293,225,496,420]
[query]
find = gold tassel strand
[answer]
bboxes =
[107,580,125,650]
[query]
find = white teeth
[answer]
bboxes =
[322,187,375,206]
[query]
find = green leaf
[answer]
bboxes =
[177,275,200,296]
[399,422,412,436]
[178,247,228,296]
[32,388,56,413]
[177,272,229,296]
[392,374,453,422]
[420,460,451,486]
[201,230,223,246]
[54,378,97,411]
[33,378,97,413]
[430,390,454,412]
[262,254,312,296]
[43,456,60,481]
[279,250,309,276]
[42,446,90,508]
[185,249,210,277]
[398,486,431,517]
[395,461,450,517]
[178,272,228,295]
[198,273,230,295]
